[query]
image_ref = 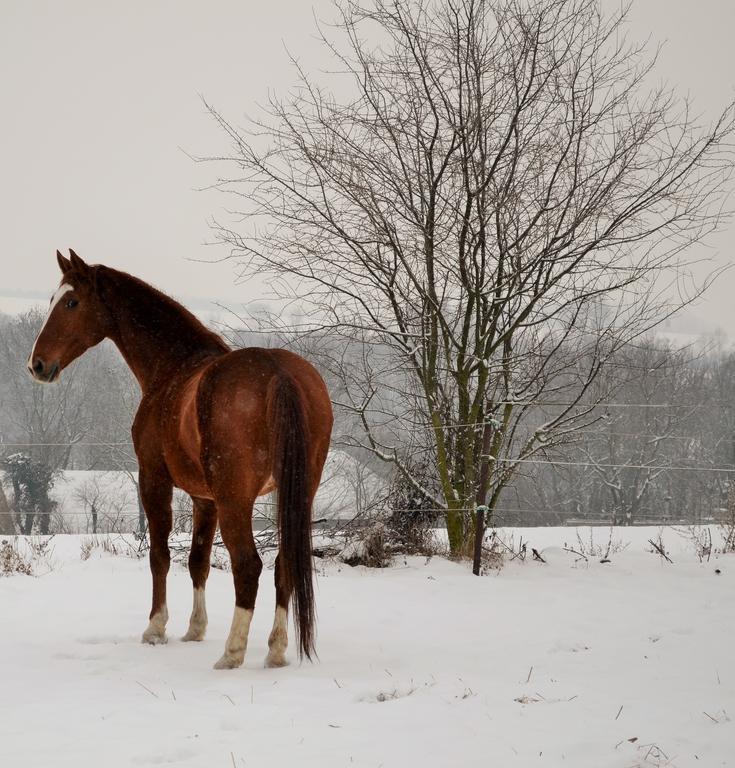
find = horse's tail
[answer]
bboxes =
[269,374,315,660]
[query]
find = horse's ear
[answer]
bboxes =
[68,248,88,274]
[57,249,72,274]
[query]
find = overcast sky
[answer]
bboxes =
[2,1,734,333]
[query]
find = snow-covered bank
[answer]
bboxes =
[1,529,733,767]
[29,451,384,534]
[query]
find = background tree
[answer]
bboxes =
[0,311,136,470]
[0,479,15,535]
[0,311,89,471]
[206,0,734,554]
[579,341,703,525]
[1,453,58,535]
[513,337,735,526]
[0,309,139,534]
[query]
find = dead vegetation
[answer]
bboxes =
[79,533,148,561]
[0,536,56,576]
[0,538,33,576]
[335,492,443,568]
[563,527,629,564]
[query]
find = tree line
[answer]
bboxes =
[0,309,138,533]
[2,306,735,537]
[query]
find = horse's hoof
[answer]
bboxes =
[214,653,244,670]
[264,654,289,668]
[142,632,168,645]
[142,609,169,645]
[181,628,206,642]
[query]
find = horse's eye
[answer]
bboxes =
[66,298,79,309]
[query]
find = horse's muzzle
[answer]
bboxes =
[28,358,60,383]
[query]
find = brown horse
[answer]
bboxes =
[28,250,332,669]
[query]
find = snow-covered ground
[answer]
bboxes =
[1,527,733,767]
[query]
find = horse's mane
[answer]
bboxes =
[93,265,230,360]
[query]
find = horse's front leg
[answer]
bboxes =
[139,466,174,645]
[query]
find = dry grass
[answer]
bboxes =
[0,538,33,576]
[80,533,147,561]
[1,536,57,576]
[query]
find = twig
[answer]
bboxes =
[136,681,159,698]
[644,743,669,762]
[648,539,673,563]
[526,666,533,683]
[615,704,623,720]
[563,546,589,562]
[484,535,525,562]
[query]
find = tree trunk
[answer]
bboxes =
[472,422,494,574]
[136,485,146,535]
[0,481,16,536]
[445,501,465,556]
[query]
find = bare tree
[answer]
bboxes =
[514,338,735,526]
[0,311,89,471]
[84,366,145,533]
[72,473,141,534]
[571,340,709,525]
[206,0,734,554]
[0,479,15,535]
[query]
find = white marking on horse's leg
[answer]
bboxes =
[214,607,253,670]
[182,587,207,642]
[142,604,169,645]
[265,606,289,668]
[28,284,73,367]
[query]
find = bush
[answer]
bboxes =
[383,464,440,556]
[1,453,59,535]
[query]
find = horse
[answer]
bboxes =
[27,249,333,669]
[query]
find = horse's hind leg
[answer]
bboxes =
[182,497,217,642]
[213,493,262,670]
[266,449,327,668]
[265,553,290,668]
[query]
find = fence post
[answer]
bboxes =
[473,417,495,576]
[473,504,488,575]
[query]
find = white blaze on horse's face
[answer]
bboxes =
[27,283,73,379]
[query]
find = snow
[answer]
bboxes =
[1,527,734,767]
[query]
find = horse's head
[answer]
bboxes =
[28,249,113,383]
